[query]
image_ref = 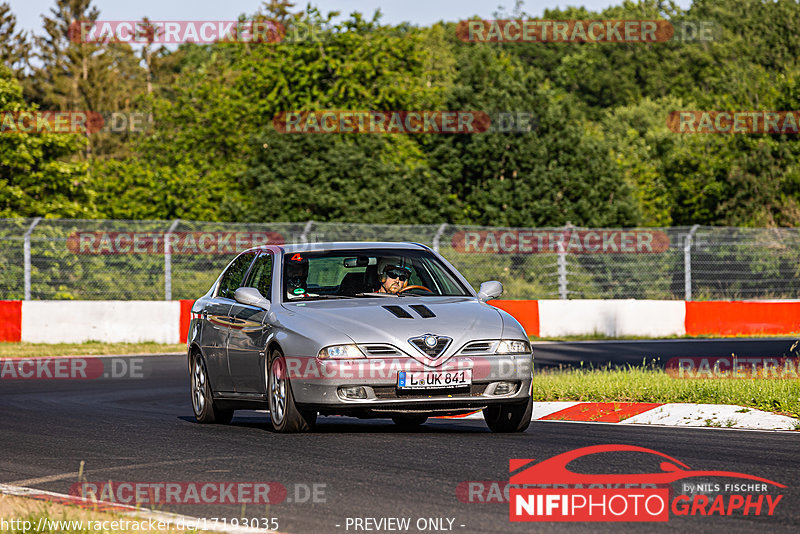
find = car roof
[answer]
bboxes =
[246,241,431,255]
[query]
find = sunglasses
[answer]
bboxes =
[385,269,410,281]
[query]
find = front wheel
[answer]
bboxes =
[484,396,532,433]
[267,351,316,433]
[190,352,233,424]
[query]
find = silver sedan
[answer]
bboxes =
[188,242,534,433]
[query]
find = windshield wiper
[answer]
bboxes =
[288,294,355,300]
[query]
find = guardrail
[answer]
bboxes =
[1,299,798,344]
[2,218,800,300]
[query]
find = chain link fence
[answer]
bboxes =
[1,218,799,301]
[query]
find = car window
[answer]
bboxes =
[307,256,360,288]
[282,249,471,299]
[416,256,465,294]
[245,253,273,299]
[217,251,256,300]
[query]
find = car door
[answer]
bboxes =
[228,251,275,393]
[200,250,257,393]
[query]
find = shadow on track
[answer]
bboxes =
[178,413,495,434]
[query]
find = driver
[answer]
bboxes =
[376,258,411,294]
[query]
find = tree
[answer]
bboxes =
[0,2,30,76]
[125,8,451,222]
[428,45,641,227]
[238,129,456,224]
[27,0,144,157]
[0,66,93,217]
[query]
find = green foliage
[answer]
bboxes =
[240,131,456,223]
[0,2,30,76]
[89,159,224,221]
[0,66,91,218]
[428,44,641,226]
[4,0,800,230]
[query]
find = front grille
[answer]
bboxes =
[370,406,488,414]
[361,344,401,356]
[409,336,451,358]
[460,341,494,353]
[372,383,488,399]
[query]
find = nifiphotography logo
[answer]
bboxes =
[509,445,785,522]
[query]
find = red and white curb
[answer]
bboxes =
[0,483,278,534]
[444,402,800,430]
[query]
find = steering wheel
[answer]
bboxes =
[398,285,433,294]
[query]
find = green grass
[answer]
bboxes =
[533,366,800,418]
[0,342,184,358]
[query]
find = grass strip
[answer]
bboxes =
[0,342,185,358]
[533,366,800,418]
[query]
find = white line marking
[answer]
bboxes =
[7,457,239,486]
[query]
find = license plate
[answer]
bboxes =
[397,369,472,389]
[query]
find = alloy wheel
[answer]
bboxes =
[270,357,287,425]
[192,358,206,415]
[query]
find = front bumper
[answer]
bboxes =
[285,354,533,415]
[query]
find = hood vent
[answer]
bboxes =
[383,305,413,319]
[409,304,436,318]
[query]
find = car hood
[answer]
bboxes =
[282,297,504,360]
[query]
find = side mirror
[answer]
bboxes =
[234,287,271,311]
[477,281,503,302]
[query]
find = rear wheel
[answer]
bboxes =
[267,350,316,433]
[190,352,233,424]
[391,414,428,428]
[484,396,532,433]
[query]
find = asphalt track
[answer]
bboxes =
[0,347,798,534]
[531,337,800,367]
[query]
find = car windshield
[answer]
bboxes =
[282,248,471,300]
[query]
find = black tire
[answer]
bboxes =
[391,414,428,428]
[267,350,316,433]
[190,351,233,424]
[484,396,533,433]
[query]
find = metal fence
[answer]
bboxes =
[2,218,800,301]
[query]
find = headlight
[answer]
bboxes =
[318,344,365,359]
[496,340,531,354]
